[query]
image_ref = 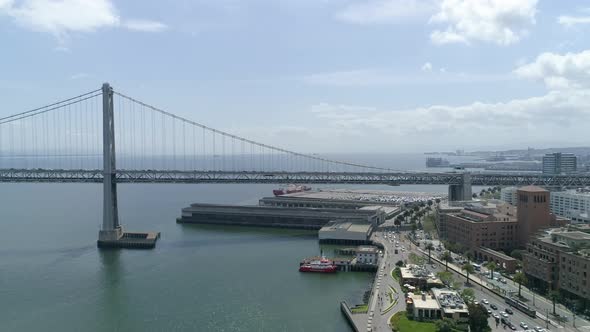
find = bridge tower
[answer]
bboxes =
[97,83,159,248]
[97,83,122,243]
[448,172,472,201]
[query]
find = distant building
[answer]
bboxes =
[500,187,518,205]
[318,220,373,244]
[550,189,590,221]
[355,246,379,264]
[435,186,568,272]
[542,153,577,174]
[523,229,590,299]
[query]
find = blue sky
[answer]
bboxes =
[1,0,590,153]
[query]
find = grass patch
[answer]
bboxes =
[390,311,437,332]
[382,286,399,314]
[392,267,401,282]
[351,304,368,313]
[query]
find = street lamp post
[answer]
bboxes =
[546,308,549,329]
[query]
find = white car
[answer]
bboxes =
[520,322,529,329]
[500,312,509,318]
[493,313,500,319]
[482,299,489,305]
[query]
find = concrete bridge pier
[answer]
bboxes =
[97,83,159,249]
[448,172,472,201]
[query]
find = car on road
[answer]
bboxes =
[520,322,529,329]
[482,299,489,304]
[500,278,507,284]
[493,313,500,319]
[490,304,498,310]
[500,312,508,318]
[505,308,513,314]
[508,323,517,330]
[501,317,508,324]
[534,327,543,332]
[487,309,492,315]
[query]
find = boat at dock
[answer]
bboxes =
[273,184,311,196]
[299,257,338,273]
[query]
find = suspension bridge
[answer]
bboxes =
[1,83,588,247]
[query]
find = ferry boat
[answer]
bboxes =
[273,184,311,196]
[299,257,338,273]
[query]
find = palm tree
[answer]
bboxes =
[550,290,560,315]
[426,242,434,263]
[513,272,528,298]
[485,262,497,279]
[462,263,475,284]
[441,251,452,271]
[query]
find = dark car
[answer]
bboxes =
[509,323,517,330]
[505,308,513,314]
[490,304,498,310]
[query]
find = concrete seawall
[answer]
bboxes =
[340,301,361,332]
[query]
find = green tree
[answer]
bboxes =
[461,288,475,303]
[437,271,453,286]
[466,252,474,263]
[409,252,425,265]
[425,242,434,263]
[462,263,475,284]
[485,261,497,279]
[468,303,492,332]
[435,318,456,332]
[427,200,433,207]
[411,223,417,235]
[395,260,404,267]
[413,205,420,212]
[435,198,441,204]
[550,290,560,315]
[472,193,478,198]
[513,272,528,298]
[441,251,453,271]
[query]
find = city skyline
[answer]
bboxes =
[1,0,589,153]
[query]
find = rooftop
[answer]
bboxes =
[432,288,469,313]
[357,245,378,253]
[408,293,439,310]
[518,185,548,193]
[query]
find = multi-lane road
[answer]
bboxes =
[372,229,587,332]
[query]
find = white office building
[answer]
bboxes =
[542,153,577,174]
[500,187,518,205]
[550,190,590,221]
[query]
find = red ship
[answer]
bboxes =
[273,184,311,196]
[299,257,338,273]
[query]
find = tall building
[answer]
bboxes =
[542,153,577,174]
[436,186,568,272]
[517,186,554,245]
[550,189,590,221]
[500,187,518,205]
[524,229,590,299]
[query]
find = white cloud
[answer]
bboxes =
[309,89,590,148]
[0,0,166,38]
[430,0,538,45]
[514,50,590,90]
[335,0,437,24]
[123,19,168,32]
[558,15,590,27]
[421,62,433,72]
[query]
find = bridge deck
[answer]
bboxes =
[0,169,588,186]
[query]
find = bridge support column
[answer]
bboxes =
[98,83,123,244]
[98,83,159,249]
[448,172,472,201]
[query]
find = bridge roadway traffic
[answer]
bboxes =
[2,169,590,186]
